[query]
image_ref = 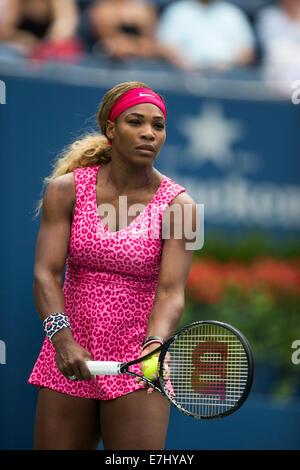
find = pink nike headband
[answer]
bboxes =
[108,87,167,122]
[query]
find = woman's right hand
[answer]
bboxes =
[51,328,94,381]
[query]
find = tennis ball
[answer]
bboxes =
[142,353,159,381]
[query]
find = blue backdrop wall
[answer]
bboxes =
[0,74,299,449]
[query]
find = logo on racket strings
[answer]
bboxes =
[192,341,227,400]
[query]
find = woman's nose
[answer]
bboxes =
[141,125,155,140]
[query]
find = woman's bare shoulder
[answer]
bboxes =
[43,172,76,218]
[169,190,196,208]
[47,172,75,196]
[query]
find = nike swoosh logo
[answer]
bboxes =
[139,93,153,97]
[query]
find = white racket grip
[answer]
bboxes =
[86,361,122,376]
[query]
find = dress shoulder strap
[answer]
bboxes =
[73,164,98,213]
[155,175,186,212]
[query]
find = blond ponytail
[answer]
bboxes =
[32,132,112,219]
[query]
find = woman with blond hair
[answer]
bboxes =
[28,81,197,450]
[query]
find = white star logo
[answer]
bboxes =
[180,103,244,168]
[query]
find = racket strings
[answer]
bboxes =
[162,323,249,418]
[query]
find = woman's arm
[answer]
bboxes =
[33,175,73,317]
[136,192,198,392]
[33,172,93,381]
[144,192,198,342]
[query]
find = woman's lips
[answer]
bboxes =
[136,145,155,155]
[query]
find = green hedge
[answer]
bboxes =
[194,230,300,262]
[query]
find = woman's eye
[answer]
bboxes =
[128,120,164,130]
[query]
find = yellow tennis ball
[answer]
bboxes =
[142,354,159,381]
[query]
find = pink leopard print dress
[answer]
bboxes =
[28,163,186,400]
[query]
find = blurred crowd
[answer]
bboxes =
[0,0,299,81]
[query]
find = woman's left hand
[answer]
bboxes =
[135,342,161,394]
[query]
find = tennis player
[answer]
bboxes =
[28,81,198,450]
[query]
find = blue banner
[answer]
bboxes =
[158,92,300,233]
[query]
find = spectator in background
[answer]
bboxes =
[256,0,300,94]
[86,0,194,70]
[0,0,82,63]
[157,0,256,71]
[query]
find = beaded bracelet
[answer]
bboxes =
[43,312,72,343]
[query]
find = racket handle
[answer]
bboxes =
[86,360,121,376]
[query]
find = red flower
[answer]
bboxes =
[186,257,300,304]
[252,257,300,298]
[186,259,226,304]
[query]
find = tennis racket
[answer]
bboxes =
[87,320,254,419]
